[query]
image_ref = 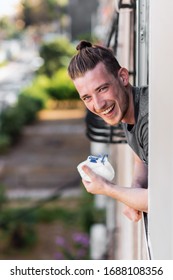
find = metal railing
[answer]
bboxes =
[85,110,126,144]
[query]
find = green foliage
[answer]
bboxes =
[0,207,38,249]
[22,68,78,102]
[0,99,39,144]
[0,184,7,210]
[78,191,106,233]
[0,90,45,148]
[0,189,106,253]
[0,16,21,39]
[47,68,79,100]
[38,38,75,76]
[20,0,68,27]
[55,231,90,260]
[20,75,50,106]
[0,134,11,154]
[0,106,25,142]
[9,222,37,249]
[0,64,78,152]
[56,0,69,6]
[17,94,43,124]
[35,207,77,223]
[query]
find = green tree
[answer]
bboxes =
[47,68,78,100]
[20,0,68,27]
[0,16,21,39]
[38,38,75,76]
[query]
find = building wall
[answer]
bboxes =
[91,0,116,42]
[149,0,173,260]
[68,0,98,40]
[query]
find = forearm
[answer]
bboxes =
[117,155,148,213]
[104,182,148,212]
[81,161,148,213]
[131,154,148,189]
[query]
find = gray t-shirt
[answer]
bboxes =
[122,86,148,165]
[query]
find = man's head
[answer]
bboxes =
[68,40,121,80]
[68,41,134,126]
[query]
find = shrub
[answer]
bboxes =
[0,106,25,142]
[17,94,43,124]
[55,231,90,260]
[0,91,45,147]
[0,184,7,210]
[9,221,37,249]
[0,134,11,154]
[20,75,50,108]
[47,68,79,100]
[38,38,75,77]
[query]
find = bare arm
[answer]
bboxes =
[81,155,148,213]
[123,154,148,220]
[131,154,148,190]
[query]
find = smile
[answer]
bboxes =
[102,104,115,115]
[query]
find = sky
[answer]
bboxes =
[0,0,20,17]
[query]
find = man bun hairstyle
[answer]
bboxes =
[76,40,92,50]
[68,40,121,80]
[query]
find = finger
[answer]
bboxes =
[82,165,97,179]
[82,178,90,185]
[132,210,142,222]
[123,207,142,222]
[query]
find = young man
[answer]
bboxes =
[68,41,148,222]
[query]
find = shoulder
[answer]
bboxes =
[137,87,148,146]
[140,87,148,117]
[140,86,148,104]
[138,86,148,117]
[133,86,148,137]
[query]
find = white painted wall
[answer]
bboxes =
[149,0,173,259]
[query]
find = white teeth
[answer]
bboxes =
[102,105,114,115]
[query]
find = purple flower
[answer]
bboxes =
[55,232,90,260]
[54,252,64,260]
[76,248,87,258]
[55,236,66,247]
[72,232,89,247]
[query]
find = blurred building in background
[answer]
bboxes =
[68,0,98,40]
[92,0,116,42]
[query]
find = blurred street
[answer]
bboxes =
[0,108,90,200]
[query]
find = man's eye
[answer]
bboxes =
[82,96,90,102]
[99,86,108,92]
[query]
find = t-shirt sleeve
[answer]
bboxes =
[139,114,148,165]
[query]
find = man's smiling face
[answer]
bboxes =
[73,62,130,126]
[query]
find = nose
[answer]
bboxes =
[93,95,106,111]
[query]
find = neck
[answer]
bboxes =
[122,85,135,124]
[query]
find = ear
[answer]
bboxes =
[118,67,129,86]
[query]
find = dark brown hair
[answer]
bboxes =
[68,40,121,80]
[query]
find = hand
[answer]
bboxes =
[81,165,110,195]
[123,205,142,222]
